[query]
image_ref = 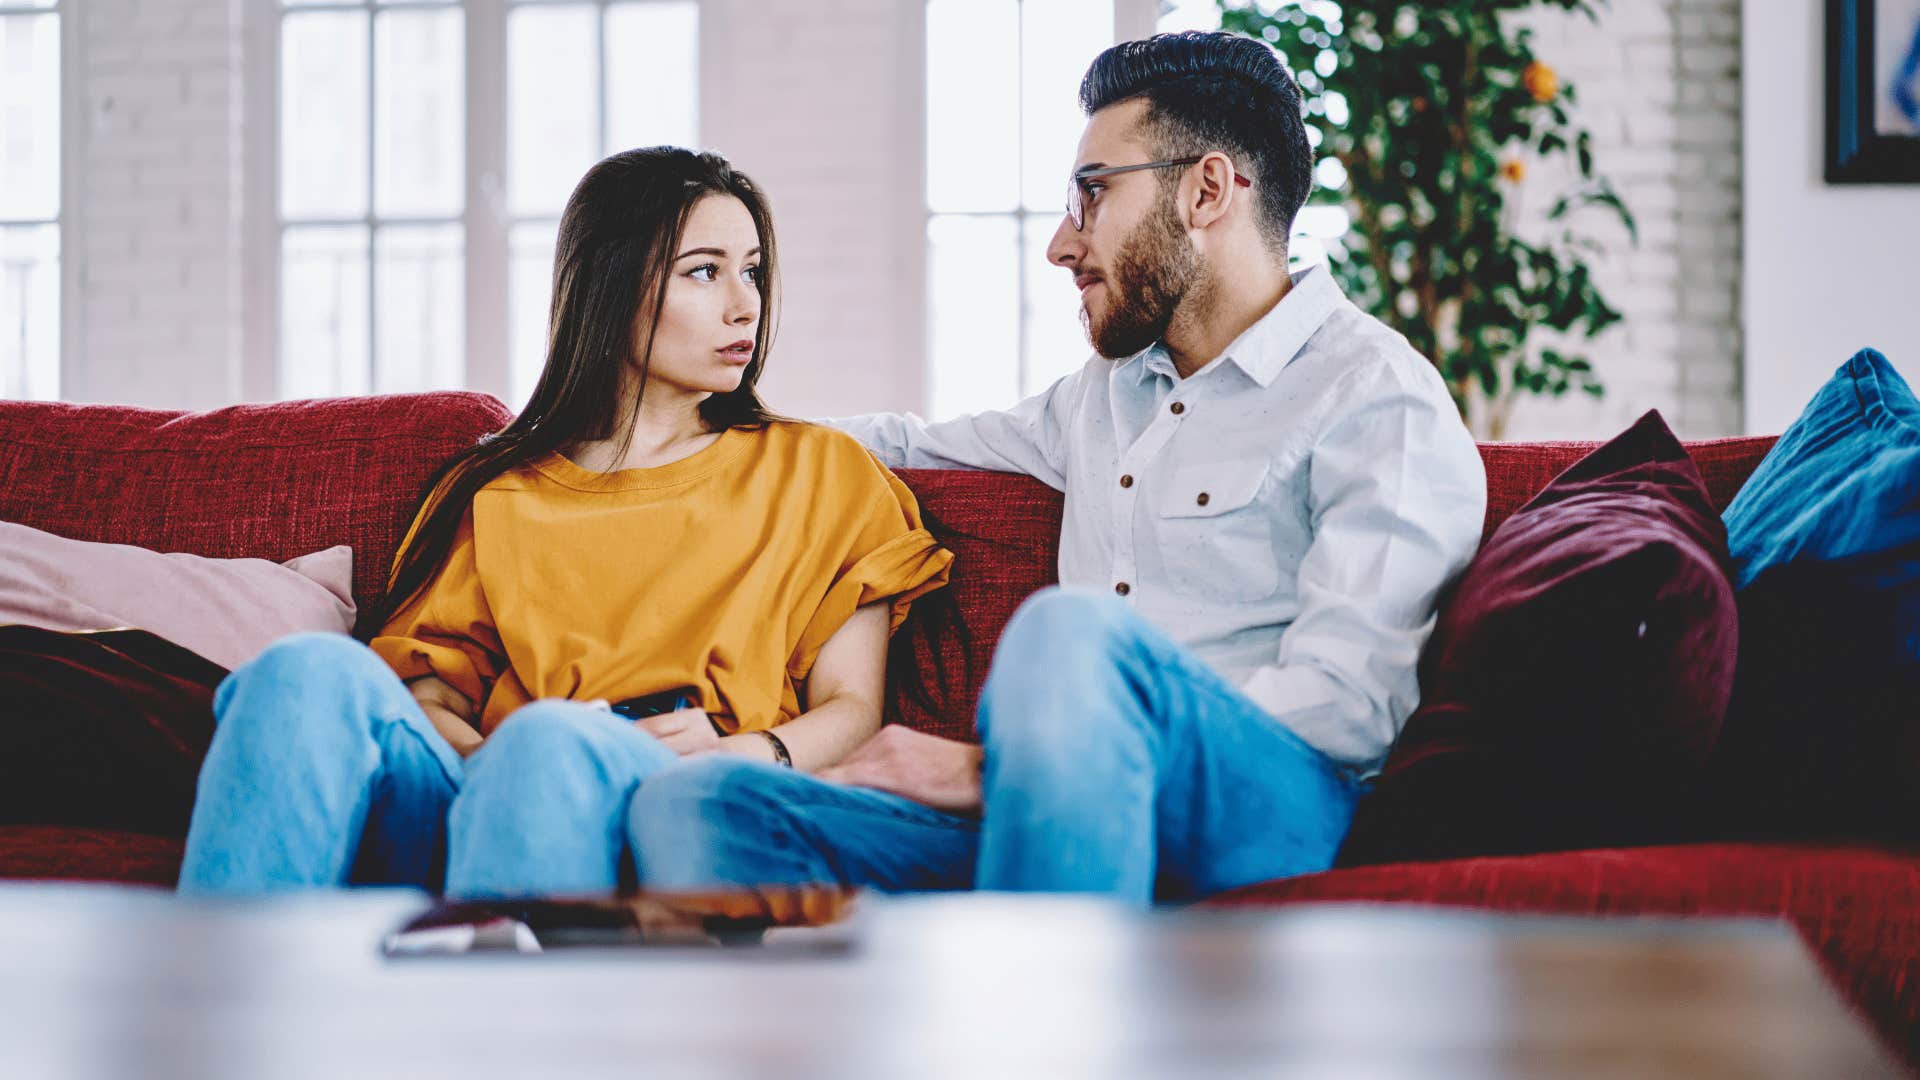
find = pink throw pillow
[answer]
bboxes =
[0,521,356,671]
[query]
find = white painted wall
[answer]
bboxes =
[1742,0,1920,436]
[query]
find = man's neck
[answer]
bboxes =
[1161,257,1293,380]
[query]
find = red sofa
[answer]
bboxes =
[2,391,1915,1066]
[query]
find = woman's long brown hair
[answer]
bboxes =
[366,147,782,635]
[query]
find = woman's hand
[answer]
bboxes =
[635,707,723,756]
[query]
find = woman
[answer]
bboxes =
[178,148,952,897]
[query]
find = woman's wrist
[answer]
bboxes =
[717,732,776,763]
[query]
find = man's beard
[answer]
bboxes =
[1083,196,1204,360]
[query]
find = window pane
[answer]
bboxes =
[281,225,370,399]
[375,6,464,218]
[282,11,370,219]
[0,224,59,401]
[1019,0,1111,212]
[928,214,1019,420]
[509,3,599,217]
[0,13,61,220]
[509,219,559,410]
[605,1,698,152]
[1021,212,1086,397]
[926,0,1018,214]
[1156,0,1220,33]
[374,223,463,393]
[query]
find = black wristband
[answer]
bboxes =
[759,729,793,768]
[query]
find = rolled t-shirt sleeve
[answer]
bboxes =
[789,454,954,680]
[368,507,507,710]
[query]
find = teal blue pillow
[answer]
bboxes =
[1713,348,1920,840]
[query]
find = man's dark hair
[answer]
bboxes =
[1079,31,1313,252]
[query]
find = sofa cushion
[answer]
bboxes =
[1710,349,1920,841]
[1337,410,1738,866]
[0,521,355,670]
[0,393,512,636]
[885,469,1063,742]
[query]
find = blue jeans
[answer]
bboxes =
[630,587,1368,907]
[178,632,682,897]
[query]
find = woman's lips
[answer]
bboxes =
[717,344,754,365]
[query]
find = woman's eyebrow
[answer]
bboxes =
[675,246,764,260]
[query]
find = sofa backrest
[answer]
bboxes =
[0,394,1781,740]
[0,394,513,636]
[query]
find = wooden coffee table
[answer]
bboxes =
[0,883,1900,1078]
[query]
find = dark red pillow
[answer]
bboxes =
[1336,410,1738,866]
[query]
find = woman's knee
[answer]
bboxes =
[230,632,385,693]
[469,702,611,771]
[214,632,394,744]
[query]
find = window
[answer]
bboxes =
[925,0,1115,421]
[0,0,61,401]
[506,0,697,406]
[922,0,1347,421]
[278,0,465,400]
[267,0,697,405]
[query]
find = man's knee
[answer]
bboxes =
[999,587,1132,658]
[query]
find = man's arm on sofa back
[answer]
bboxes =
[820,366,1082,490]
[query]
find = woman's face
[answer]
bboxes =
[636,193,764,398]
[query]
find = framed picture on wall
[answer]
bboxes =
[1828,0,1920,181]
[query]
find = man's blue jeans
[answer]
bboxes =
[177,632,684,897]
[628,587,1368,906]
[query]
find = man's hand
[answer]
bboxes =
[637,707,723,757]
[817,726,984,817]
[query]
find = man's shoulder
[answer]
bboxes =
[1302,302,1450,402]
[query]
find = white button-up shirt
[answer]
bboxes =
[828,265,1486,770]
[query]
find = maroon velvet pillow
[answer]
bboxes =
[1336,410,1738,866]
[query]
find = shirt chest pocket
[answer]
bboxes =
[1151,461,1280,601]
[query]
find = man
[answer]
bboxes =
[628,32,1486,905]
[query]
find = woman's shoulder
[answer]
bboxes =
[759,420,887,468]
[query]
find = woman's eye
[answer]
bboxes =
[689,264,718,281]
[743,265,761,283]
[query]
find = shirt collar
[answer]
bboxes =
[1125,263,1344,390]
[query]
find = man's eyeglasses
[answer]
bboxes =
[1066,156,1253,231]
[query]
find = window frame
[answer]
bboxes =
[920,0,1153,418]
[0,0,76,401]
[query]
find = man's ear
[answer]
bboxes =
[1183,151,1242,231]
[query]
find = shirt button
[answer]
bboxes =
[1169,401,1186,415]
[1119,474,1133,489]
[1196,492,1210,507]
[1114,582,1131,596]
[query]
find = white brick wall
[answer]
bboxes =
[699,0,925,421]
[66,0,244,408]
[1501,0,1744,440]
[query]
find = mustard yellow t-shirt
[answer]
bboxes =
[370,421,953,735]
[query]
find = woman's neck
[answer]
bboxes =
[572,387,719,472]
